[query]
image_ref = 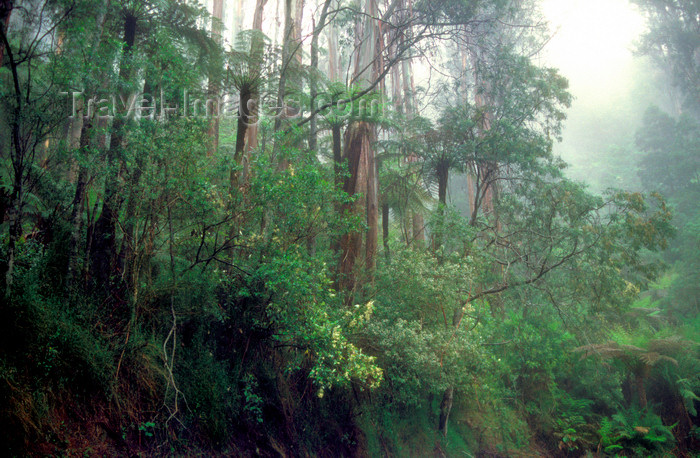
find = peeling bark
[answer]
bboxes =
[338,122,371,295]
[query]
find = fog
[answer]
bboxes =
[541,0,672,193]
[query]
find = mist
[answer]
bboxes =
[541,0,673,193]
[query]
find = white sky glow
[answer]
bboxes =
[541,0,647,104]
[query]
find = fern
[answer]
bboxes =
[677,377,700,416]
[603,444,624,453]
[597,407,676,454]
[598,417,617,447]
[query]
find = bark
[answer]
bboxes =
[400,30,417,114]
[330,123,343,254]
[0,0,11,65]
[233,0,244,44]
[206,0,224,157]
[402,211,411,246]
[438,386,454,437]
[635,366,650,409]
[398,44,425,249]
[231,88,252,190]
[327,20,338,81]
[308,2,332,254]
[332,124,343,181]
[437,162,448,205]
[467,172,475,217]
[65,0,110,292]
[382,45,404,260]
[121,50,166,300]
[65,124,90,292]
[438,306,467,436]
[272,0,304,173]
[338,122,371,295]
[412,212,424,247]
[338,0,380,295]
[432,162,449,250]
[469,42,497,220]
[90,12,137,292]
[366,138,378,273]
[382,202,390,259]
[292,0,304,61]
[241,0,268,182]
[66,98,84,182]
[388,20,405,116]
[120,145,145,296]
[5,184,22,292]
[51,30,76,179]
[1,11,24,291]
[274,0,304,134]
[309,0,332,154]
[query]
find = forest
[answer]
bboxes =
[0,0,698,456]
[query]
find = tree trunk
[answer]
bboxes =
[330,123,343,255]
[338,122,371,296]
[231,89,252,190]
[274,0,303,135]
[206,0,224,157]
[66,97,84,182]
[327,20,339,81]
[241,0,268,182]
[437,163,448,206]
[232,0,244,44]
[432,163,449,251]
[332,124,343,181]
[2,11,25,291]
[5,183,23,292]
[90,12,137,293]
[309,0,332,154]
[120,147,145,296]
[401,35,416,113]
[337,0,380,295]
[65,0,109,292]
[412,212,424,248]
[382,202,390,260]
[469,42,497,221]
[366,140,378,273]
[0,0,11,65]
[467,172,475,217]
[438,386,454,437]
[399,45,425,250]
[66,122,91,292]
[635,367,649,409]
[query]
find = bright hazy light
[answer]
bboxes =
[541,0,646,107]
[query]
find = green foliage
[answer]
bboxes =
[242,373,264,424]
[632,0,700,112]
[598,407,676,455]
[635,106,700,323]
[1,0,698,456]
